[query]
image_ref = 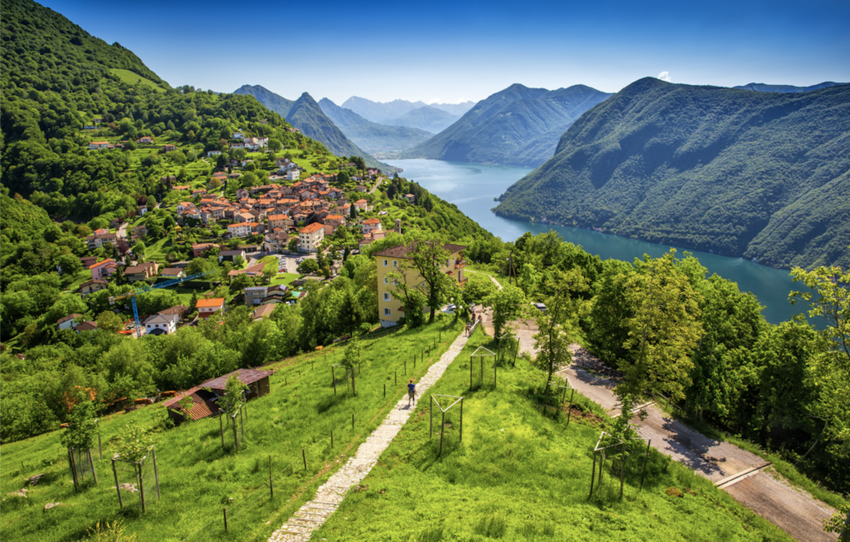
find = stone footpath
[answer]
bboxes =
[268,332,469,542]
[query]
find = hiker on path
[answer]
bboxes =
[465,322,471,336]
[407,379,416,406]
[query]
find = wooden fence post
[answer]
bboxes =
[223,507,228,532]
[112,459,123,509]
[138,462,146,513]
[302,448,307,471]
[152,449,160,499]
[269,456,274,498]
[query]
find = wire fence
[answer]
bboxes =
[179,326,461,540]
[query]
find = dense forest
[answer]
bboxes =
[495,77,850,270]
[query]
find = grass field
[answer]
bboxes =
[109,69,165,92]
[0,320,464,541]
[311,332,794,542]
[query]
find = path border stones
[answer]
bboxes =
[268,332,469,542]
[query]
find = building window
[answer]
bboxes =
[384,277,388,284]
[384,308,391,316]
[383,259,388,267]
[392,260,398,267]
[383,292,391,301]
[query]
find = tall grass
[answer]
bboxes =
[0,319,463,541]
[312,333,794,541]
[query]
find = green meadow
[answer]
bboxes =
[0,321,464,541]
[312,332,793,542]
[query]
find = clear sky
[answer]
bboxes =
[39,0,850,105]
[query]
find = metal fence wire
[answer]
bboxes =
[112,450,160,512]
[68,447,97,490]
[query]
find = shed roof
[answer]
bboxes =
[162,387,220,421]
[200,368,274,391]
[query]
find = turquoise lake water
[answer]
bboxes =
[386,158,811,325]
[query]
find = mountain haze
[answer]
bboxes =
[733,81,844,93]
[401,84,612,167]
[388,105,459,133]
[341,96,473,128]
[318,98,433,153]
[495,78,850,269]
[234,85,392,171]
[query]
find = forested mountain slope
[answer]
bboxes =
[318,98,432,153]
[233,85,392,171]
[401,83,611,167]
[494,78,850,269]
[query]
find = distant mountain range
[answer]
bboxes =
[318,98,433,153]
[733,81,844,93]
[234,85,392,171]
[387,105,459,133]
[340,96,474,131]
[494,78,850,269]
[400,83,611,167]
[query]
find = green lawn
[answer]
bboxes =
[0,320,464,542]
[312,332,793,542]
[109,69,166,92]
[269,272,300,287]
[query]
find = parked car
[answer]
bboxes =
[442,304,456,314]
[533,302,547,313]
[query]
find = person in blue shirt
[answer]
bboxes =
[407,379,416,406]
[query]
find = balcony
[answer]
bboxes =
[455,259,468,269]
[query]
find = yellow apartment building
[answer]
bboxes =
[374,242,467,327]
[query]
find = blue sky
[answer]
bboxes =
[40,0,850,105]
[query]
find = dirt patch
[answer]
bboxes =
[563,405,603,426]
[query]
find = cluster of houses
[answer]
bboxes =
[173,171,386,253]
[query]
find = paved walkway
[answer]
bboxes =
[268,332,469,542]
[554,345,838,542]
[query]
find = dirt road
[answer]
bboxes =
[553,347,838,542]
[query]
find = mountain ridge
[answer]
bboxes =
[387,105,459,133]
[318,98,432,153]
[494,78,850,269]
[234,85,393,171]
[400,83,612,167]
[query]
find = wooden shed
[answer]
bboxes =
[200,368,273,401]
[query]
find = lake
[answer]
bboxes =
[385,158,810,324]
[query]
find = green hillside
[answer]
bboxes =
[109,68,166,92]
[401,83,611,167]
[494,78,850,269]
[233,85,394,172]
[0,323,464,541]
[313,332,792,541]
[319,98,433,153]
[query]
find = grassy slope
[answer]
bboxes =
[108,69,165,92]
[313,332,792,542]
[0,321,464,542]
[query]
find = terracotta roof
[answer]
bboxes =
[196,298,225,308]
[89,258,116,269]
[200,368,274,391]
[374,242,466,258]
[363,218,381,224]
[299,222,324,234]
[57,313,83,325]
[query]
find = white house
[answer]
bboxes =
[206,150,222,157]
[227,222,252,238]
[287,169,300,181]
[298,222,325,253]
[143,313,179,335]
[88,141,110,150]
[233,131,244,140]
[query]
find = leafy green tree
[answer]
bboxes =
[96,311,123,334]
[486,283,527,339]
[533,292,577,392]
[616,251,704,402]
[391,237,454,324]
[60,400,97,451]
[114,420,156,462]
[297,258,319,275]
